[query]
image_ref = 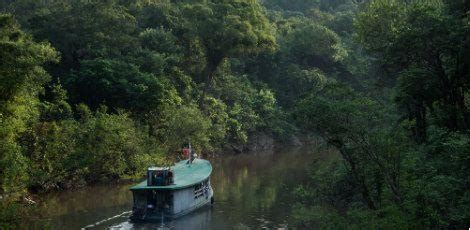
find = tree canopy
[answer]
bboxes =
[0,0,469,228]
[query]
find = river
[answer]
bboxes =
[26,146,333,229]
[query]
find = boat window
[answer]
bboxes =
[194,183,205,199]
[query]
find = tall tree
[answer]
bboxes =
[294,83,404,210]
[181,0,277,93]
[0,14,58,194]
[26,0,138,72]
[355,0,470,142]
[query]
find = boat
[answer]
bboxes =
[129,146,214,222]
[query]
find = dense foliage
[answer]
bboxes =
[289,0,470,229]
[0,0,468,228]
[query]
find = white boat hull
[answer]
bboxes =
[130,180,213,222]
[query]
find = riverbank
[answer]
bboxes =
[221,133,322,155]
[19,146,334,229]
[0,131,323,229]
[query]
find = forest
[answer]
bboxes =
[0,0,469,228]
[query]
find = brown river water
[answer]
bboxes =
[24,146,333,229]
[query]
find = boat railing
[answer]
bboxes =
[194,188,204,199]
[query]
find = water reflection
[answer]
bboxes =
[110,207,213,230]
[27,147,330,229]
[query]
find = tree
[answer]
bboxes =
[281,22,347,71]
[181,0,276,93]
[0,14,58,195]
[294,82,404,210]
[156,104,212,153]
[66,58,181,114]
[26,0,138,72]
[263,0,320,12]
[234,15,348,108]
[355,0,470,142]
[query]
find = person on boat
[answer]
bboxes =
[184,143,198,164]
[189,148,198,163]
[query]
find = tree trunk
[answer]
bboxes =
[201,56,225,107]
[415,101,427,143]
[199,55,225,114]
[358,135,404,206]
[339,147,378,210]
[435,53,462,130]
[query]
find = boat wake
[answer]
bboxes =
[81,211,132,229]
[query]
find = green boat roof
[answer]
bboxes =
[130,159,212,191]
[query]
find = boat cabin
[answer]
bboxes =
[130,159,213,221]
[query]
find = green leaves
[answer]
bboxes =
[289,1,470,228]
[403,129,470,228]
[66,58,181,114]
[295,82,383,141]
[281,22,347,69]
[355,0,470,139]
[27,0,138,69]
[26,108,167,190]
[0,14,57,195]
[354,0,405,55]
[181,0,276,89]
[156,104,211,153]
[0,14,58,103]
